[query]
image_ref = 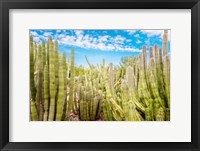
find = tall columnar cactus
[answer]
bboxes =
[154,44,167,108]
[42,40,46,66]
[36,45,44,121]
[66,50,75,120]
[126,66,135,100]
[47,39,50,69]
[147,48,163,106]
[30,36,36,102]
[43,64,49,121]
[138,54,151,107]
[48,37,56,121]
[62,52,67,91]
[56,66,64,121]
[142,46,147,72]
[108,63,115,96]
[60,52,67,120]
[163,30,170,109]
[54,40,59,91]
[34,42,37,67]
[163,30,168,57]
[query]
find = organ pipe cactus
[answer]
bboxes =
[56,66,64,121]
[54,40,59,91]
[48,37,56,121]
[66,50,75,120]
[30,36,36,102]
[43,64,49,121]
[36,45,44,121]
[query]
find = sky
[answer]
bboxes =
[30,29,171,68]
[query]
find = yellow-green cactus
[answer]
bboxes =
[66,50,75,120]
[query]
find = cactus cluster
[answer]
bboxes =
[30,30,170,121]
[30,36,69,121]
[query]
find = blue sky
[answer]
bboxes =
[30,29,170,68]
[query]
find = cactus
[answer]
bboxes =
[125,66,135,100]
[156,107,165,121]
[42,40,46,66]
[54,40,59,91]
[56,66,64,121]
[30,36,36,102]
[163,31,170,108]
[35,45,44,121]
[31,99,38,121]
[43,64,49,121]
[66,50,75,120]
[48,37,56,121]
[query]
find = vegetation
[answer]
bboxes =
[30,30,170,121]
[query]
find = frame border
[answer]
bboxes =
[0,0,199,150]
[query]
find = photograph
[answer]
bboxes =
[29,29,170,121]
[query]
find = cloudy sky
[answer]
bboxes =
[30,29,170,68]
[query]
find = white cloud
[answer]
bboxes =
[145,39,150,46]
[98,35,110,43]
[30,31,39,37]
[124,30,137,35]
[43,32,53,37]
[126,39,132,42]
[140,30,171,41]
[32,30,145,53]
[134,34,140,38]
[114,35,125,41]
[75,30,84,36]
[136,40,142,44]
[33,37,40,43]
[57,34,66,39]
[39,35,48,41]
[57,33,141,52]
[140,30,163,38]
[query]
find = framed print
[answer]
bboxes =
[0,0,200,151]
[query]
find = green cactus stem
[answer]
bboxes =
[30,36,36,103]
[126,66,135,100]
[31,99,38,121]
[66,50,75,120]
[48,37,56,121]
[156,107,165,121]
[43,64,49,121]
[54,40,59,91]
[36,45,44,121]
[56,66,64,121]
[163,31,170,108]
[42,40,46,66]
[154,44,167,108]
